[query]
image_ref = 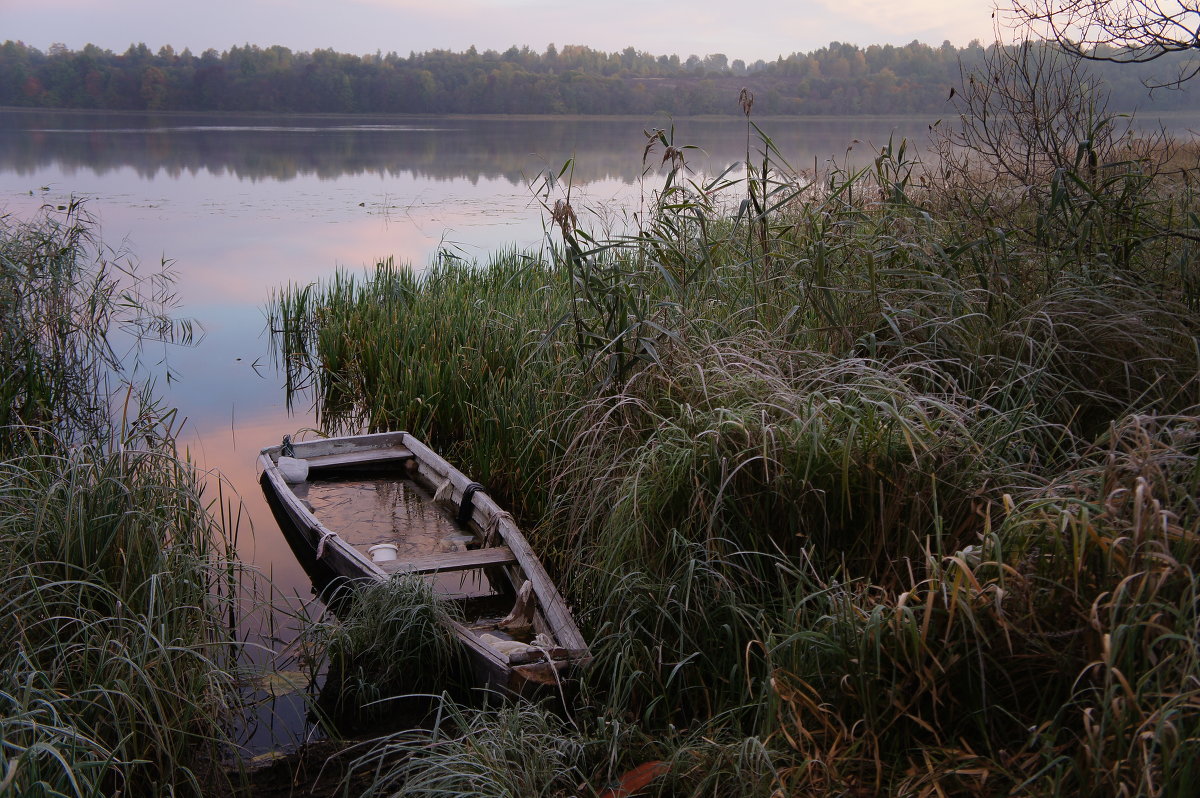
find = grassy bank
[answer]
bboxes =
[271,97,1200,794]
[0,205,246,797]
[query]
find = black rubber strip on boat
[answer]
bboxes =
[458,482,484,526]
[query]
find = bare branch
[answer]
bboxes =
[1008,0,1200,86]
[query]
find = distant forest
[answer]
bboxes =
[1,39,1196,116]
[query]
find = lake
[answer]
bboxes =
[1,107,1193,748]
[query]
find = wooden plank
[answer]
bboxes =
[280,431,409,460]
[508,646,591,665]
[400,435,462,489]
[378,546,516,575]
[304,446,412,469]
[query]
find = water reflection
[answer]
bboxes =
[0,110,936,185]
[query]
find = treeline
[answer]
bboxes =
[1,39,1195,116]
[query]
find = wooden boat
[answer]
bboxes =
[258,430,590,692]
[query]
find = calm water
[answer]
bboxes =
[3,107,1191,748]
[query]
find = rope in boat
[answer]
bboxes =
[457,482,484,526]
[483,511,514,547]
[521,633,569,700]
[315,529,337,559]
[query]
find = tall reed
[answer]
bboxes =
[267,250,574,517]
[0,205,245,797]
[0,202,194,452]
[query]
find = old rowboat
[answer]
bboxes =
[258,430,590,692]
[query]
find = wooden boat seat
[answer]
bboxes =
[303,447,414,470]
[377,545,517,575]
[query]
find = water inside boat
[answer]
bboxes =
[291,474,494,600]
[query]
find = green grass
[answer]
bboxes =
[0,437,243,797]
[313,575,472,728]
[0,202,194,453]
[346,698,783,798]
[0,205,247,797]
[271,108,1200,796]
[268,250,572,517]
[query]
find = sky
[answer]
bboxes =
[1,0,1002,62]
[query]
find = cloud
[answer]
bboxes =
[3,0,1000,60]
[808,0,997,45]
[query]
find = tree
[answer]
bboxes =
[140,66,168,109]
[940,41,1113,190]
[1010,0,1200,84]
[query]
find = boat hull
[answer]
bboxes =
[258,431,589,694]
